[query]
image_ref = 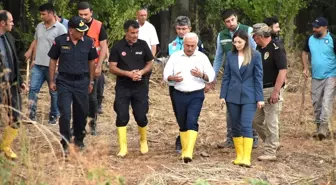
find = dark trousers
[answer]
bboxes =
[173,89,204,132]
[56,75,89,145]
[226,103,256,138]
[114,81,149,127]
[96,73,105,107]
[88,77,98,119]
[169,86,177,118]
[0,84,22,128]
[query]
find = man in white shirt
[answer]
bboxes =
[163,33,215,163]
[137,8,159,56]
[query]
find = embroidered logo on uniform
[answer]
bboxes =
[61,46,71,50]
[79,20,85,27]
[135,51,143,55]
[325,39,329,44]
[264,52,269,60]
[173,42,177,46]
[121,51,126,56]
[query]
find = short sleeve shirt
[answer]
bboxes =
[48,34,98,75]
[34,21,67,66]
[109,38,154,82]
[257,40,287,87]
[138,21,159,50]
[303,32,336,79]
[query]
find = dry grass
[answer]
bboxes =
[0,52,335,185]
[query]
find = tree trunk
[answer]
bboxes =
[159,10,170,57]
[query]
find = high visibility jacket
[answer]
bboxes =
[87,19,102,64]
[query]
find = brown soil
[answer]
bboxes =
[3,61,336,185]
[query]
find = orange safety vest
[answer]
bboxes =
[87,19,102,64]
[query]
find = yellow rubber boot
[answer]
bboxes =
[183,130,198,163]
[117,126,127,157]
[1,126,18,159]
[179,131,188,158]
[138,126,148,154]
[240,137,253,167]
[232,137,244,165]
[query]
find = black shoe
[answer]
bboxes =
[61,143,69,157]
[253,137,259,149]
[89,121,97,136]
[29,112,36,123]
[217,138,234,148]
[175,135,182,154]
[98,105,103,114]
[74,139,85,150]
[48,115,58,125]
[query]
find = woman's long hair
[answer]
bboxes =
[232,29,252,66]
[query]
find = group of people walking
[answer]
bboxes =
[0,2,334,169]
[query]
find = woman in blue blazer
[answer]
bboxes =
[220,29,264,168]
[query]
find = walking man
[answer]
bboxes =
[26,3,67,123]
[77,1,108,135]
[48,16,98,153]
[252,23,287,161]
[302,17,336,140]
[167,16,204,154]
[109,20,153,157]
[0,10,28,159]
[164,33,215,163]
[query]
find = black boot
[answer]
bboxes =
[89,120,97,136]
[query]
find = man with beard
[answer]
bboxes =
[77,1,108,135]
[264,16,283,45]
[302,17,336,140]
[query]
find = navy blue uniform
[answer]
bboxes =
[48,34,98,146]
[109,38,154,127]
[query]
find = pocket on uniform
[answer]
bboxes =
[79,48,89,60]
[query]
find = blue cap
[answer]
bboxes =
[312,17,328,27]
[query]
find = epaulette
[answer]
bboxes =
[273,43,279,50]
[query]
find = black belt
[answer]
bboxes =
[175,89,203,95]
[59,72,88,81]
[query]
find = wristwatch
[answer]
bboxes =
[90,80,95,85]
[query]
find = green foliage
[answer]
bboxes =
[248,178,270,185]
[193,179,211,185]
[204,0,309,49]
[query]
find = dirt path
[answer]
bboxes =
[10,74,335,185]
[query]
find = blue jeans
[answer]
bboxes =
[227,103,256,138]
[28,65,59,118]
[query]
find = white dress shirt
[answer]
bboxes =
[138,21,159,51]
[164,50,215,92]
[238,55,244,69]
